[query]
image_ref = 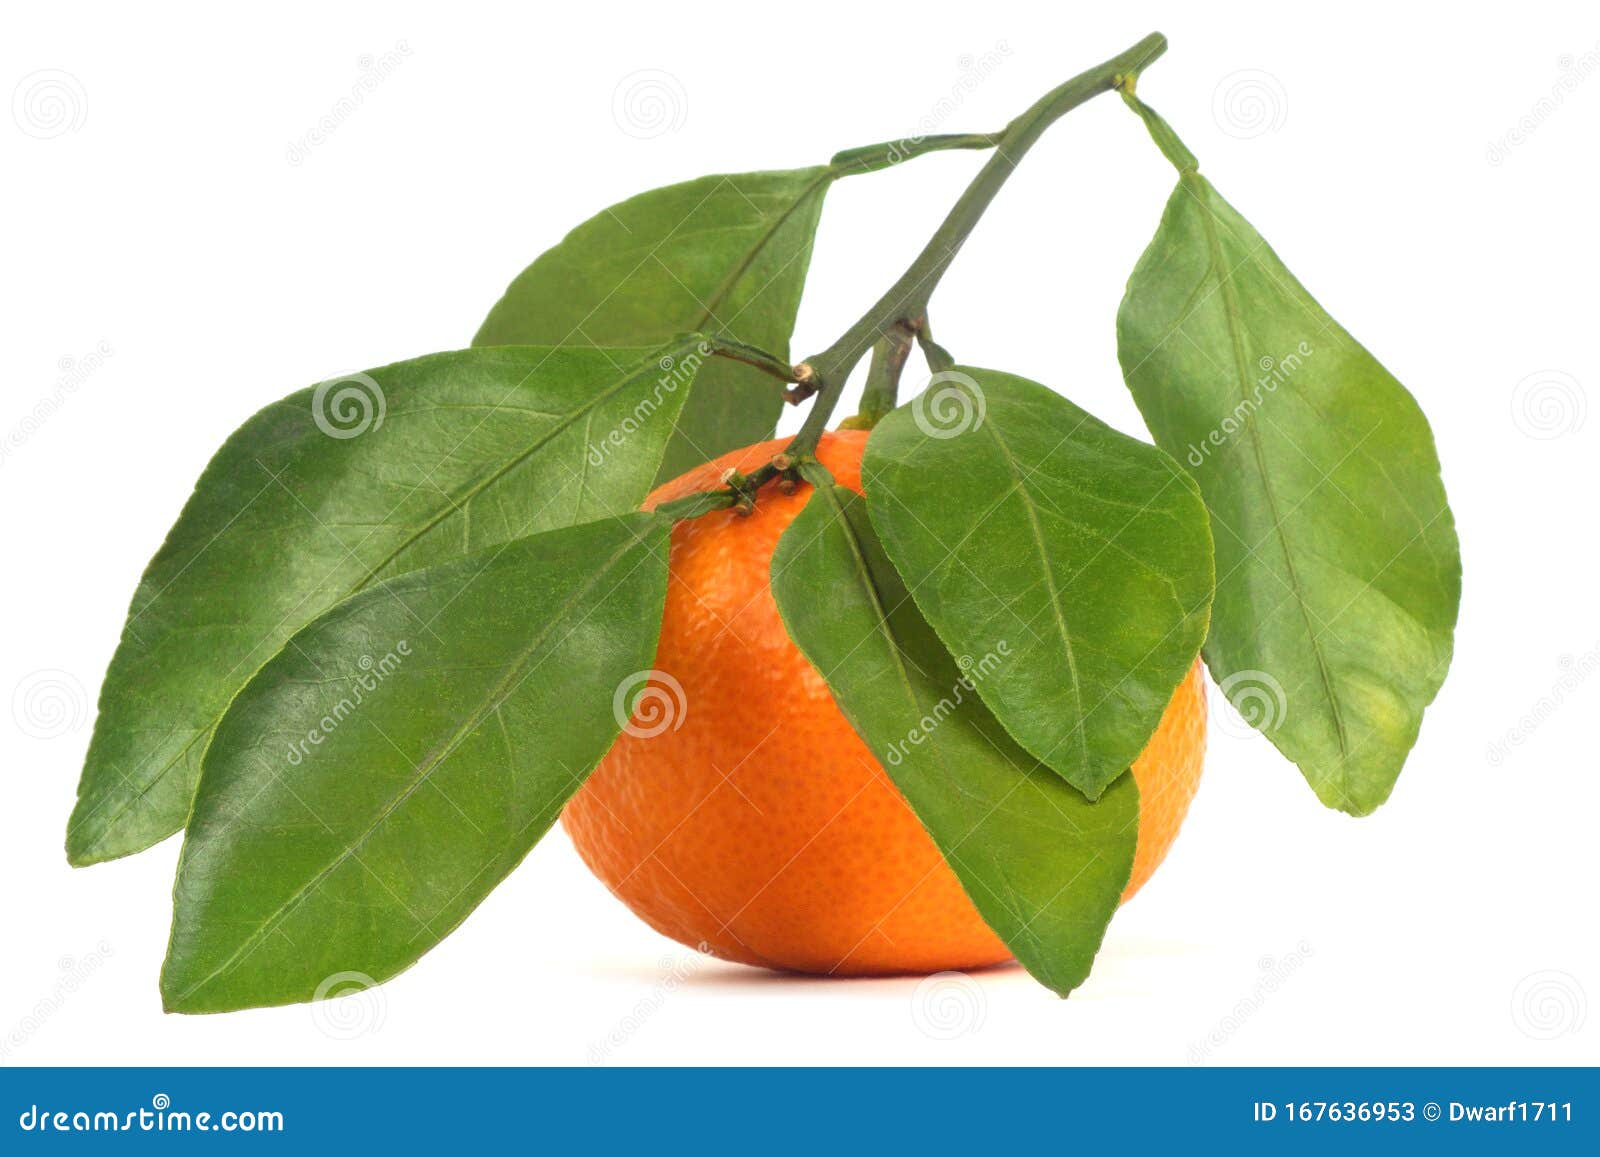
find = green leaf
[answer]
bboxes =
[161,514,669,1013]
[68,342,698,866]
[770,483,1137,997]
[1117,172,1460,815]
[862,368,1214,800]
[474,167,832,481]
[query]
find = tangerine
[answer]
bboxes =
[563,429,1205,975]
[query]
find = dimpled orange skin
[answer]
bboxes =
[563,429,1206,976]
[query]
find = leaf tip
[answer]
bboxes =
[158,960,206,1016]
[63,823,108,869]
[1324,788,1389,819]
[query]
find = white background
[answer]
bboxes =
[3,0,1597,1067]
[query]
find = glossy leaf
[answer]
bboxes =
[1117,171,1460,815]
[162,514,669,1012]
[68,342,698,866]
[475,168,832,481]
[770,483,1137,996]
[863,368,1213,800]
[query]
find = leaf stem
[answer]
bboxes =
[916,317,956,374]
[653,489,741,521]
[701,335,800,384]
[785,32,1169,460]
[828,132,1002,176]
[1118,86,1198,174]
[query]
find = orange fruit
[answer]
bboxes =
[563,429,1206,975]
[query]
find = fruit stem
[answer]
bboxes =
[655,33,1169,524]
[841,317,919,430]
[783,31,1169,460]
